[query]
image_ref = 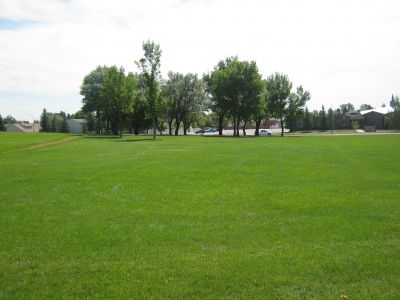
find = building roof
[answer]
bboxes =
[5,123,40,132]
[360,107,394,115]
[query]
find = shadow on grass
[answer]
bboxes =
[200,135,257,138]
[83,135,158,142]
[84,135,121,139]
[114,138,158,143]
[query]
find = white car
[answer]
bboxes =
[259,129,272,136]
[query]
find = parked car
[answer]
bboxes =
[205,128,218,133]
[195,129,206,134]
[259,129,272,136]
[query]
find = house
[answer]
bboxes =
[360,107,394,130]
[67,119,85,134]
[5,122,40,132]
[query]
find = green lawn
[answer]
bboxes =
[0,132,71,153]
[0,133,399,299]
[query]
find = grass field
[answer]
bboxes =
[0,133,399,299]
[0,132,71,154]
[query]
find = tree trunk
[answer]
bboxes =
[233,116,237,136]
[255,118,261,136]
[175,120,180,136]
[183,123,187,135]
[242,122,246,136]
[96,111,101,134]
[280,116,284,137]
[218,113,224,136]
[236,117,240,137]
[168,117,173,136]
[152,114,156,140]
[183,121,190,135]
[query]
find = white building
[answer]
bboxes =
[5,123,40,132]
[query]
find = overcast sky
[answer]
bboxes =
[0,0,399,120]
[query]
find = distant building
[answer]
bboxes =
[360,107,394,130]
[67,119,85,134]
[5,122,40,132]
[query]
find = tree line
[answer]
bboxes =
[39,109,69,133]
[79,41,311,137]
[77,40,400,137]
[1,41,399,135]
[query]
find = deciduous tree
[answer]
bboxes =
[265,73,292,137]
[286,86,310,132]
[136,40,162,140]
[0,114,5,131]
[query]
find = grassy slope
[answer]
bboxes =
[0,135,399,299]
[0,132,71,153]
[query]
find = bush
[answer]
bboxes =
[351,121,360,130]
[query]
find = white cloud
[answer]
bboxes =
[0,0,399,119]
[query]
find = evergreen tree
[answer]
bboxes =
[59,111,69,133]
[320,105,327,131]
[51,115,57,132]
[0,114,5,131]
[327,108,334,131]
[40,108,50,132]
[303,107,311,132]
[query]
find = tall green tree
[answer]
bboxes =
[181,74,207,135]
[254,91,268,136]
[327,107,334,131]
[303,107,311,132]
[81,66,136,135]
[51,115,57,132]
[286,86,310,132]
[80,66,107,133]
[163,72,185,135]
[86,114,95,133]
[205,57,263,136]
[100,66,135,136]
[235,60,264,136]
[204,58,233,136]
[320,105,327,131]
[40,109,50,132]
[164,72,207,135]
[389,94,400,130]
[0,114,5,131]
[265,73,293,137]
[59,111,69,133]
[131,74,148,135]
[136,40,162,140]
[311,110,320,130]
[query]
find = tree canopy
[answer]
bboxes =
[76,41,316,137]
[136,40,162,140]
